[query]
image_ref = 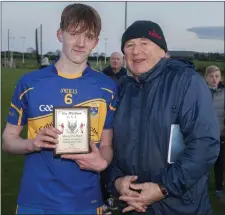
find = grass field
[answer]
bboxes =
[193,60,224,70]
[1,62,225,214]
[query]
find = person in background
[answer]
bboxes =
[40,56,50,69]
[205,65,225,200]
[102,52,127,84]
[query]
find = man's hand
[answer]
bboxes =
[119,182,165,213]
[61,141,107,172]
[32,127,61,151]
[115,176,147,213]
[115,176,140,197]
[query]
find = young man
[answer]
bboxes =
[205,65,225,200]
[108,21,220,214]
[2,3,117,215]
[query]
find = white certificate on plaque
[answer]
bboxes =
[53,107,90,155]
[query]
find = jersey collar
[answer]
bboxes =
[50,63,90,79]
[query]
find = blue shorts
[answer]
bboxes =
[16,205,103,215]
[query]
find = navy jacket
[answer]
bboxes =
[108,58,220,215]
[102,66,127,84]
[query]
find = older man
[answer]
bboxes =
[102,52,127,83]
[108,20,220,215]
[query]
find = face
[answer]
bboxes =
[110,53,123,71]
[205,70,221,88]
[123,38,165,76]
[57,24,98,64]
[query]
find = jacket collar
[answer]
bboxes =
[129,58,195,85]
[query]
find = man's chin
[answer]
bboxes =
[112,67,120,70]
[211,84,218,87]
[71,58,87,65]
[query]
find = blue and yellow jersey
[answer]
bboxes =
[7,64,118,211]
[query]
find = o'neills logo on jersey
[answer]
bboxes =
[39,105,53,112]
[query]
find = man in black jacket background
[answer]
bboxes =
[102,52,127,84]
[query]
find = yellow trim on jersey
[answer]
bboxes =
[27,99,107,142]
[11,103,20,114]
[27,98,110,142]
[19,88,34,100]
[58,71,82,79]
[10,103,23,126]
[28,114,53,139]
[97,206,103,215]
[28,113,52,121]
[109,104,116,111]
[101,88,113,94]
[75,98,106,106]
[74,99,107,143]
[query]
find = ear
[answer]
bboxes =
[57,29,63,43]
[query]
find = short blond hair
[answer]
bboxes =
[205,65,220,77]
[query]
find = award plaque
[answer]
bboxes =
[53,107,90,155]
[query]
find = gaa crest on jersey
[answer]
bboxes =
[90,106,98,118]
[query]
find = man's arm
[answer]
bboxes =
[2,123,34,154]
[99,85,118,168]
[3,76,60,155]
[161,71,220,197]
[2,76,33,154]
[99,129,113,166]
[2,123,61,155]
[107,157,126,196]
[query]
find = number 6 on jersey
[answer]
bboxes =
[64,94,73,104]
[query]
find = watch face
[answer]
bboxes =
[162,187,168,196]
[159,184,168,196]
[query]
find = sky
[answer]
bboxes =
[1,1,225,56]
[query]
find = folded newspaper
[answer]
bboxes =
[167,124,185,164]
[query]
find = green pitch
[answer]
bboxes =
[193,60,224,70]
[1,65,225,215]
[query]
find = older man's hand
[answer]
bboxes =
[115,176,140,197]
[115,176,147,213]
[119,182,165,213]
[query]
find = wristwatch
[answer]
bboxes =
[158,184,169,197]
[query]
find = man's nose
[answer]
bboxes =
[75,34,85,47]
[132,44,142,54]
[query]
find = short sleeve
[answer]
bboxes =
[7,77,28,126]
[103,87,118,129]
